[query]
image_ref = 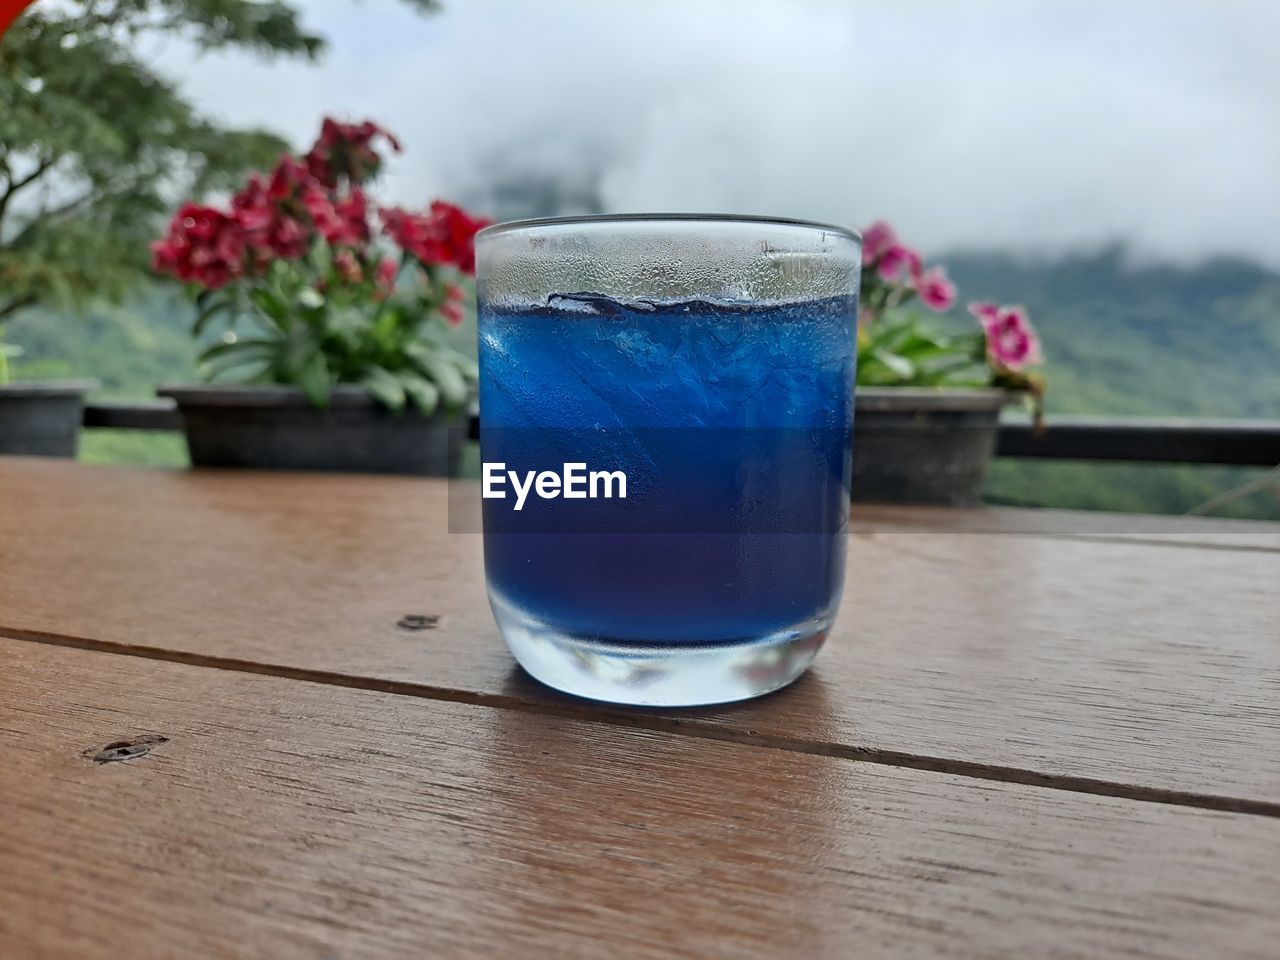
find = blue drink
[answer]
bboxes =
[476,216,860,706]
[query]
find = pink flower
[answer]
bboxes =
[977,305,1043,371]
[861,220,897,265]
[916,267,956,312]
[876,243,922,282]
[967,301,1000,323]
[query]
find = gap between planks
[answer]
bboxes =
[5,624,1279,821]
[1002,534,1280,556]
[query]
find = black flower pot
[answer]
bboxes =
[852,388,1011,506]
[0,380,97,458]
[158,384,466,476]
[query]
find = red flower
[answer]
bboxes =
[374,257,399,300]
[382,201,492,275]
[268,215,309,260]
[231,175,273,232]
[300,182,356,247]
[334,249,363,284]
[306,118,401,188]
[153,117,484,305]
[335,189,371,245]
[231,160,314,262]
[151,203,245,289]
[441,283,465,326]
[268,155,310,201]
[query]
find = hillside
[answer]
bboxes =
[941,248,1280,518]
[5,250,1279,517]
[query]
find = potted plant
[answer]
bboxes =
[151,118,490,476]
[853,220,1046,505]
[0,327,97,457]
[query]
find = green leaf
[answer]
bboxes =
[198,340,276,382]
[197,337,276,364]
[298,351,331,408]
[361,366,406,411]
[449,351,479,382]
[249,287,289,326]
[202,349,275,382]
[870,349,916,381]
[400,374,440,415]
[280,323,318,381]
[310,241,332,277]
[370,308,403,350]
[192,297,235,337]
[407,342,469,408]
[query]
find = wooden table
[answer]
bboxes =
[2,457,1278,959]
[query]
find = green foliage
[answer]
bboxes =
[857,312,987,387]
[0,0,438,322]
[79,429,190,468]
[0,324,21,383]
[5,288,198,395]
[194,249,476,414]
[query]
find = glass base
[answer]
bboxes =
[489,589,829,707]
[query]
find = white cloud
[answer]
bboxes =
[160,0,1280,265]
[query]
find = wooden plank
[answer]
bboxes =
[2,458,1279,807]
[2,638,1278,960]
[852,501,1280,551]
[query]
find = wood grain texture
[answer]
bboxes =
[3,637,1279,960]
[2,458,1278,806]
[853,501,1280,551]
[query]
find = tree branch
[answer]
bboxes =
[0,158,55,231]
[0,294,38,321]
[3,184,98,251]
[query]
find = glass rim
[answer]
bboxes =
[475,212,862,244]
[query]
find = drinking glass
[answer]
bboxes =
[476,215,860,706]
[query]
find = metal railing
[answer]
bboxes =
[995,416,1280,466]
[83,401,1280,465]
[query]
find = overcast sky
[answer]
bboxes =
[153,0,1280,266]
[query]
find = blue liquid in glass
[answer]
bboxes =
[480,294,855,646]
